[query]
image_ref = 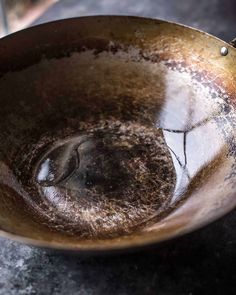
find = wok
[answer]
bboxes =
[0,16,236,252]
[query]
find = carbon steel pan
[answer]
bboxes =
[0,16,236,252]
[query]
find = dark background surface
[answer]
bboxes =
[0,0,236,294]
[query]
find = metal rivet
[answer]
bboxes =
[220,46,228,56]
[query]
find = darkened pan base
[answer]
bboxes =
[0,16,235,251]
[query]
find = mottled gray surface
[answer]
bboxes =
[33,0,236,41]
[1,0,236,294]
[0,210,236,295]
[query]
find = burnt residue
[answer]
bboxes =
[22,121,176,239]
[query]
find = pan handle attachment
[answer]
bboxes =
[229,38,236,48]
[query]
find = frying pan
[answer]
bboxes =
[0,16,236,253]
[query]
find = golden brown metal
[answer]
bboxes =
[0,16,236,252]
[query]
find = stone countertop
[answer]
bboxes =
[1,0,236,294]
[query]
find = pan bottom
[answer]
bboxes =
[27,120,176,238]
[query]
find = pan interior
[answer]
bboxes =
[0,41,233,243]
